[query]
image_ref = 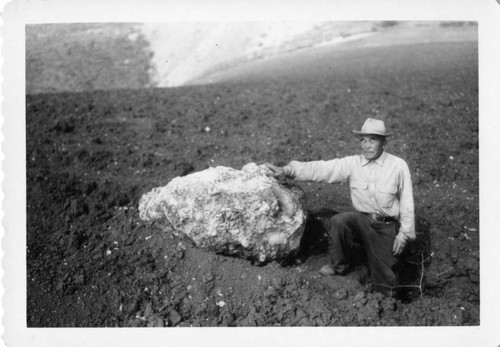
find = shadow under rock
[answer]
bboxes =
[295,208,337,262]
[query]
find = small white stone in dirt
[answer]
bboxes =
[106,250,112,256]
[354,291,365,301]
[145,236,152,240]
[217,301,226,307]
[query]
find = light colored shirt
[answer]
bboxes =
[284,151,415,241]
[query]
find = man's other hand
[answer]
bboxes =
[392,237,406,256]
[263,163,284,176]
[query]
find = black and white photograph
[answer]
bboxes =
[2,1,500,346]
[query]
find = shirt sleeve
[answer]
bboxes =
[396,160,416,241]
[284,158,350,184]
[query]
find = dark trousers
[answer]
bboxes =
[328,211,399,296]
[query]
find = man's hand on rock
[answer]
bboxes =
[263,163,285,177]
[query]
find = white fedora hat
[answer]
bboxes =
[353,118,393,137]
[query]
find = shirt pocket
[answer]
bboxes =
[376,184,397,208]
[350,180,368,205]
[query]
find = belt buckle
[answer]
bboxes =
[371,213,384,222]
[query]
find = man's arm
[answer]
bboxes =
[393,160,416,255]
[273,158,351,183]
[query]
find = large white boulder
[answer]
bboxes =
[138,163,306,263]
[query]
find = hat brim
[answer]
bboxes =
[353,130,393,137]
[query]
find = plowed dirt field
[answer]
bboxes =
[26,40,478,327]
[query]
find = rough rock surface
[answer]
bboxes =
[139,163,306,263]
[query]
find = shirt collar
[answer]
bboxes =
[361,151,387,166]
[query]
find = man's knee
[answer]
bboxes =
[330,211,359,228]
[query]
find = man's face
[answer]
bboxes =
[359,135,386,160]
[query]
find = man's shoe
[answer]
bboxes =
[373,284,399,299]
[319,265,336,276]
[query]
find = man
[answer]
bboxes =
[265,118,415,297]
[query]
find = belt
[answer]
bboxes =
[362,212,397,223]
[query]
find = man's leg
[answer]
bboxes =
[327,212,367,274]
[327,212,400,297]
[359,220,399,297]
